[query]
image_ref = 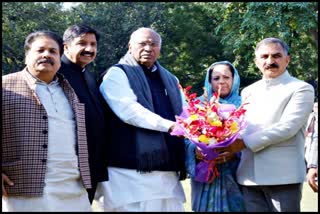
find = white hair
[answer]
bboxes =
[129,27,162,46]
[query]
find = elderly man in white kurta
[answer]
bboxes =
[97,27,186,212]
[216,37,314,212]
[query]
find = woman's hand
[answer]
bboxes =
[215,151,236,164]
[195,148,205,160]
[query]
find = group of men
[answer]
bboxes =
[2,24,317,212]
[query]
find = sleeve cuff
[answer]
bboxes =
[308,164,318,169]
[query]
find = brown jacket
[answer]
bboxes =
[2,69,91,197]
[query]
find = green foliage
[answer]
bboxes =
[2,2,318,97]
[2,2,77,75]
[215,2,318,88]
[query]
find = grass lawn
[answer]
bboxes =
[92,179,317,212]
[181,179,318,212]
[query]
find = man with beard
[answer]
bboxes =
[2,30,92,211]
[58,24,108,204]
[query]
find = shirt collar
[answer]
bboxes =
[24,68,59,85]
[61,54,86,73]
[262,70,290,86]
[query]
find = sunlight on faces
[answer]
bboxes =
[255,43,290,79]
[129,28,161,69]
[25,36,61,83]
[64,33,97,68]
[210,64,233,98]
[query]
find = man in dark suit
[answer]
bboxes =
[58,24,108,203]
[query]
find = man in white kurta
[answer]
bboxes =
[97,27,186,212]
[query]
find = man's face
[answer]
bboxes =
[255,43,290,79]
[129,29,161,69]
[25,36,61,83]
[64,33,97,68]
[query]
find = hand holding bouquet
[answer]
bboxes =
[171,85,248,183]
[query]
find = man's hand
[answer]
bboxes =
[168,123,185,138]
[214,138,246,154]
[168,124,175,133]
[2,173,14,197]
[215,151,237,164]
[307,168,318,192]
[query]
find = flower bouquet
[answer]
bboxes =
[171,85,248,183]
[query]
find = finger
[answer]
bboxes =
[214,148,225,153]
[310,183,317,192]
[2,174,14,186]
[2,185,8,197]
[309,180,318,192]
[215,156,227,164]
[217,151,229,156]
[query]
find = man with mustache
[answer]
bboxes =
[2,30,92,211]
[58,24,108,204]
[216,38,315,212]
[98,27,186,211]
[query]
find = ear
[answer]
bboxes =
[254,57,258,66]
[63,44,68,53]
[24,55,28,65]
[285,55,290,67]
[128,42,132,53]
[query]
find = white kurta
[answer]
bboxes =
[98,66,186,211]
[96,168,186,211]
[2,74,91,212]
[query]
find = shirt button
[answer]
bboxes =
[42,130,48,134]
[41,159,46,163]
[42,144,48,148]
[42,115,47,120]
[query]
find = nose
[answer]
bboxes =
[42,50,53,58]
[84,45,94,52]
[144,45,152,51]
[217,77,225,83]
[266,55,275,64]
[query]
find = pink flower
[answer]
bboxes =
[173,84,248,145]
[172,85,249,183]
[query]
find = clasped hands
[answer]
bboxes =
[195,138,246,164]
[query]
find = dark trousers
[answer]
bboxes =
[241,183,302,212]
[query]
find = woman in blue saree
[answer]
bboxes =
[185,61,246,212]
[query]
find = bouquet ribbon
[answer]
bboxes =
[170,93,248,184]
[189,133,240,183]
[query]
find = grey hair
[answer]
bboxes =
[129,27,162,46]
[255,37,290,56]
